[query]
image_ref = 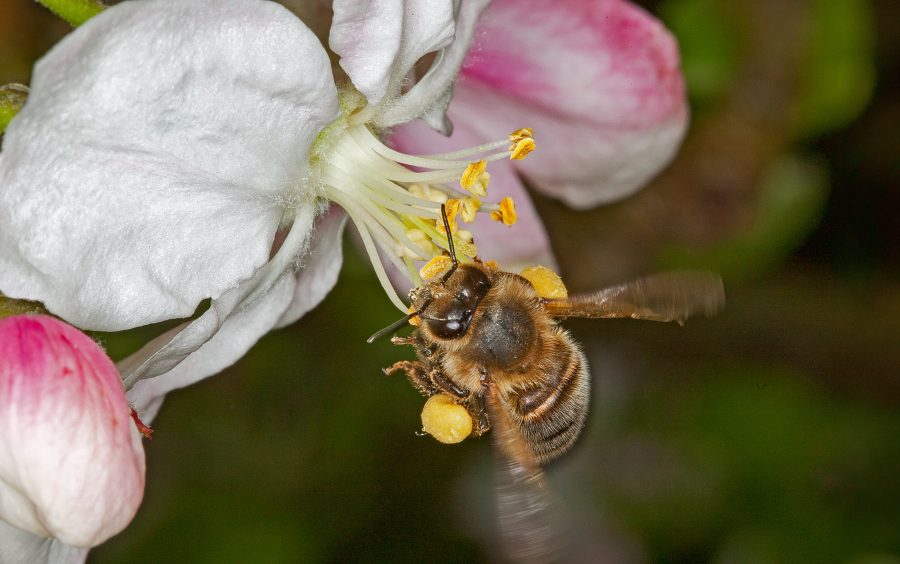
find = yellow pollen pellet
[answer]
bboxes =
[459,196,480,223]
[509,127,534,144]
[407,305,421,326]
[519,265,569,299]
[468,170,490,197]
[509,137,535,160]
[460,160,487,190]
[490,197,517,226]
[483,260,500,271]
[419,255,453,281]
[421,394,473,444]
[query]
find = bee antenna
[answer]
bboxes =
[440,203,459,282]
[366,312,418,343]
[366,297,433,343]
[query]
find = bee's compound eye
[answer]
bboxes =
[427,317,467,339]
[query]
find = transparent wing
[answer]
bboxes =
[485,385,570,563]
[542,271,725,323]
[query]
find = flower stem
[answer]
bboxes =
[34,0,105,27]
[0,84,28,133]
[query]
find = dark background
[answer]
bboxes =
[2,0,898,562]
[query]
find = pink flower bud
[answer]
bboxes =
[0,315,145,547]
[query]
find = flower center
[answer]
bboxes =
[308,98,534,311]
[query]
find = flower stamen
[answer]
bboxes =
[310,101,533,311]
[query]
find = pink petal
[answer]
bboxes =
[0,316,144,547]
[457,0,688,208]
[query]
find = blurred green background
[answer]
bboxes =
[2,0,899,562]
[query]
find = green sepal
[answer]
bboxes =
[0,295,49,321]
[35,0,106,27]
[0,84,28,134]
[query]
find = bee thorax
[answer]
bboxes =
[468,301,536,368]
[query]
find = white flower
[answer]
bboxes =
[0,0,538,417]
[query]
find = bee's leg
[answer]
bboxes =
[466,392,491,437]
[384,360,438,397]
[429,368,469,400]
[390,336,417,347]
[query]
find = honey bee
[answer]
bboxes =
[369,205,724,560]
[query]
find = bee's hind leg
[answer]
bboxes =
[465,392,491,437]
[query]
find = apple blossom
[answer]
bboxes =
[0,315,144,561]
[0,0,541,407]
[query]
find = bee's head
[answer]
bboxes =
[415,263,493,340]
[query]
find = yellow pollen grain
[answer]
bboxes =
[509,127,533,143]
[407,304,421,326]
[460,160,487,190]
[459,196,481,223]
[483,259,500,271]
[457,239,478,258]
[419,255,453,281]
[490,197,517,226]
[468,170,490,197]
[442,199,461,233]
[510,137,535,160]
[519,265,568,299]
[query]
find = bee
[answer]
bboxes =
[369,205,724,560]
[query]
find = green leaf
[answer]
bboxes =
[0,84,28,133]
[35,0,105,27]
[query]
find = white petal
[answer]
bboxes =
[376,0,490,135]
[276,207,348,328]
[331,0,490,131]
[377,0,491,132]
[329,0,408,106]
[0,0,339,331]
[0,522,87,564]
[125,270,297,422]
[119,206,316,417]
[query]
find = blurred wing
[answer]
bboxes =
[485,385,570,563]
[543,271,725,323]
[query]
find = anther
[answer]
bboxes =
[510,137,535,160]
[490,197,518,226]
[461,160,487,190]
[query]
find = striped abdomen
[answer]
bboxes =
[505,330,591,465]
